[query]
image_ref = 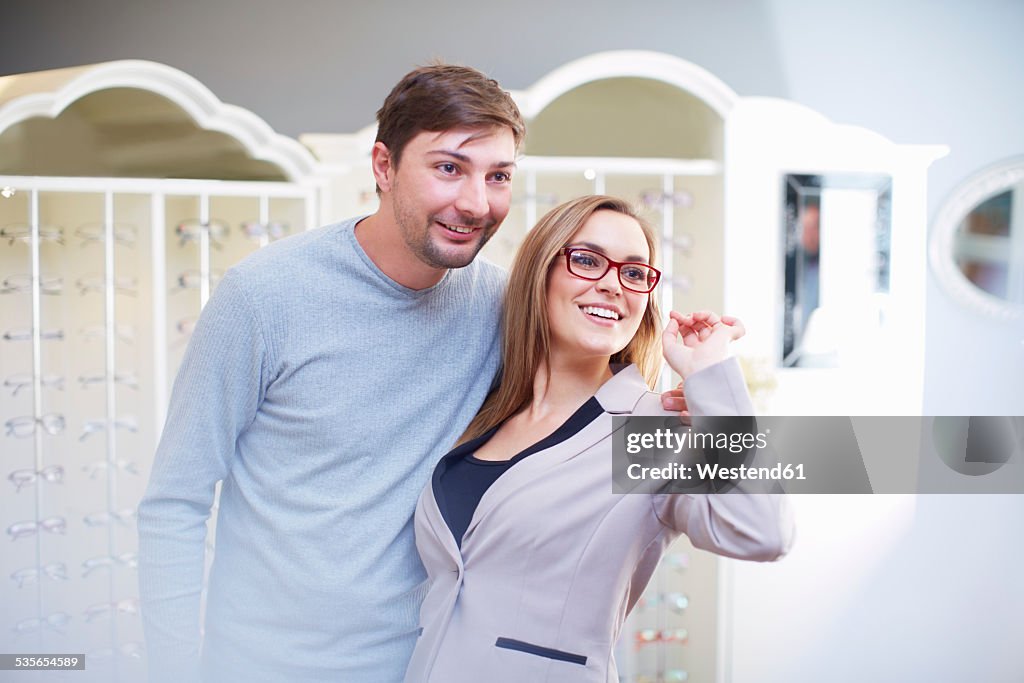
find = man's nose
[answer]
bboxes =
[454,177,489,218]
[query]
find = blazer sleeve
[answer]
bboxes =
[651,357,795,562]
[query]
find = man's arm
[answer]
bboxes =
[137,271,268,683]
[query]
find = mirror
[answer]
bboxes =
[782,173,893,367]
[930,157,1024,320]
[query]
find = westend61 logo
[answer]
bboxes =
[932,417,1023,476]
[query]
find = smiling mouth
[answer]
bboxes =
[438,221,477,235]
[580,305,621,321]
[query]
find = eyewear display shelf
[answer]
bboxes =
[0,175,316,681]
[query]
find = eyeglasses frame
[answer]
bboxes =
[558,247,661,293]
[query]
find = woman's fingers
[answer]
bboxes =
[721,316,746,340]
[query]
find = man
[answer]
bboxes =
[138,64,524,683]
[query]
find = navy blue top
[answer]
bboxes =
[437,397,604,548]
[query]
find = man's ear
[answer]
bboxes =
[371,142,395,193]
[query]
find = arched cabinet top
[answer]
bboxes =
[0,60,320,181]
[509,50,739,121]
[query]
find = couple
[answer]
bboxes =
[138,63,792,683]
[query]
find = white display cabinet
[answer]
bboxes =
[0,61,321,682]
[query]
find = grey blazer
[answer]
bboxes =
[404,358,794,683]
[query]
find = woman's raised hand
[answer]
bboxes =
[662,310,746,379]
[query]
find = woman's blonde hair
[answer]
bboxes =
[460,195,662,444]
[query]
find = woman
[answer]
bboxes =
[404,196,793,683]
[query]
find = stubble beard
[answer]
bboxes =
[391,184,497,270]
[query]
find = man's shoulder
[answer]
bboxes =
[450,255,508,297]
[220,218,362,298]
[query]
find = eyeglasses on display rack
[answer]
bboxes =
[2,328,64,342]
[82,508,135,528]
[8,465,65,492]
[83,459,141,479]
[78,371,139,390]
[74,222,137,248]
[635,628,689,647]
[4,373,65,396]
[558,247,662,293]
[12,612,71,635]
[241,220,290,242]
[75,274,138,296]
[10,562,69,588]
[639,189,694,210]
[635,591,689,615]
[4,413,66,438]
[175,219,229,248]
[172,268,224,292]
[81,552,138,578]
[1,274,63,295]
[83,597,140,622]
[6,517,68,541]
[81,323,135,343]
[79,416,138,441]
[0,223,65,246]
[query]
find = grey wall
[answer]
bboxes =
[3,2,1023,681]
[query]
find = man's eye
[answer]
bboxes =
[492,172,511,183]
[438,163,457,174]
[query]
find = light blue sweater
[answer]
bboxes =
[138,217,505,682]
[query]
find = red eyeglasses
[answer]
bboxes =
[558,247,661,293]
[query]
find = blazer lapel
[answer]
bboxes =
[462,365,651,544]
[426,428,500,563]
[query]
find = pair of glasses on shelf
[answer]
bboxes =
[82,508,135,528]
[4,373,65,396]
[7,517,67,541]
[635,628,689,647]
[636,591,689,615]
[8,465,64,492]
[83,597,139,622]
[81,552,137,577]
[75,222,137,247]
[81,322,136,343]
[79,416,138,441]
[4,413,65,438]
[10,562,69,588]
[176,219,291,247]
[78,371,140,390]
[172,269,224,292]
[83,458,141,479]
[2,328,64,342]
[1,274,63,295]
[0,223,64,246]
[75,274,138,296]
[12,612,71,635]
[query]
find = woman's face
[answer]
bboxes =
[546,210,652,362]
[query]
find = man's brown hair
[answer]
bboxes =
[375,63,525,168]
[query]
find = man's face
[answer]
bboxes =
[385,127,516,269]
